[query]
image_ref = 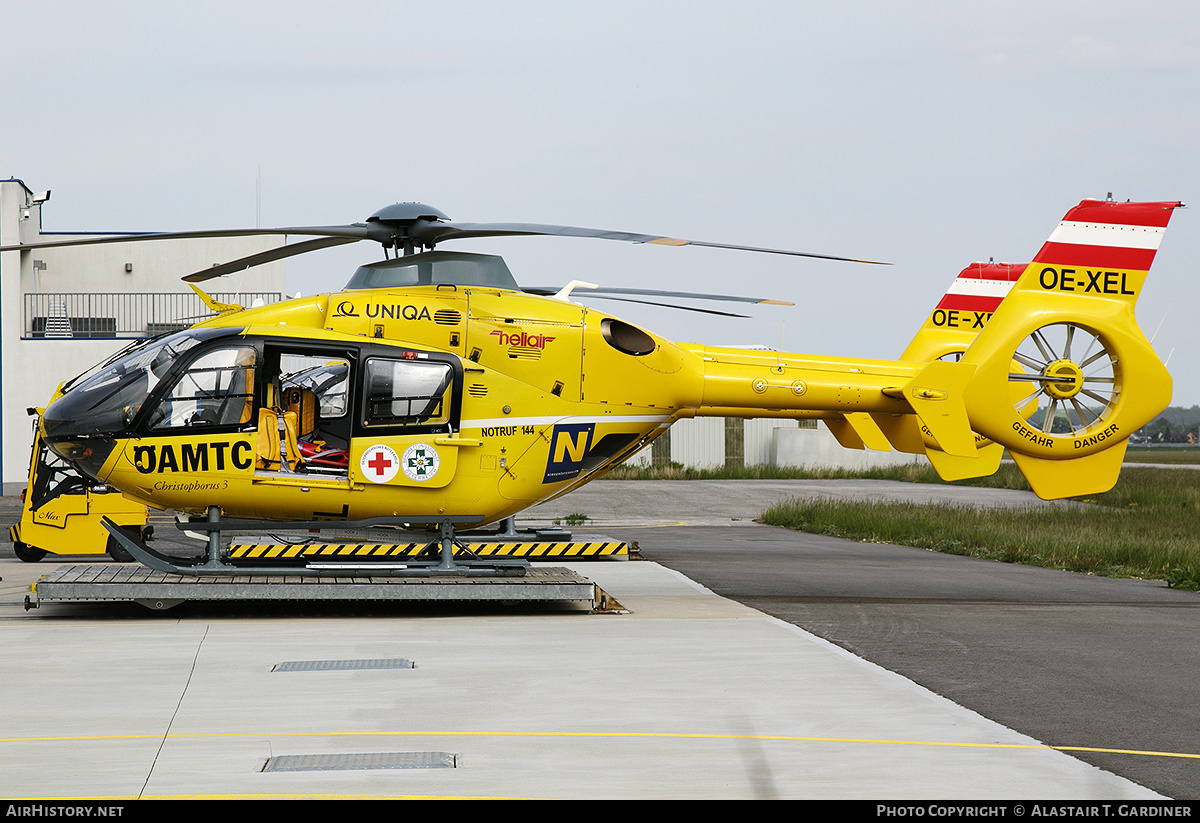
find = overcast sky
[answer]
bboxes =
[7,1,1200,403]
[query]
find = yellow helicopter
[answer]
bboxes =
[3,198,1181,571]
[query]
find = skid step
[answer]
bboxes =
[29,564,624,612]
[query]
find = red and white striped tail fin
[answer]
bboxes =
[1036,198,1177,268]
[935,262,1024,315]
[902,199,1183,363]
[900,262,1025,362]
[1022,199,1183,304]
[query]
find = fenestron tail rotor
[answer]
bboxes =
[1007,323,1119,436]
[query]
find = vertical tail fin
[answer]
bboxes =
[900,262,1025,362]
[959,198,1183,498]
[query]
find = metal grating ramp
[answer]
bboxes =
[30,564,604,610]
[263,752,456,772]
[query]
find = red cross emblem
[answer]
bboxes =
[368,451,392,476]
[359,445,400,483]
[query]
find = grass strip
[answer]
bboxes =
[758,466,1200,591]
[605,460,1039,489]
[1123,448,1200,465]
[605,462,952,482]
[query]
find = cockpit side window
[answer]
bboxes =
[362,358,454,429]
[147,346,258,430]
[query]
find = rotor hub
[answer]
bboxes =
[367,203,450,226]
[1042,359,1085,400]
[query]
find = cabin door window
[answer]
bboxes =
[260,351,354,474]
[362,359,454,430]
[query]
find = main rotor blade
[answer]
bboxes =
[414,221,890,265]
[0,223,387,254]
[525,286,791,305]
[0,206,890,279]
[579,294,752,318]
[182,236,361,282]
[523,288,752,317]
[588,287,792,306]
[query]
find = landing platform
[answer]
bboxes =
[29,564,613,611]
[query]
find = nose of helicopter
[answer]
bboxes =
[36,327,225,479]
[40,394,123,482]
[39,348,161,481]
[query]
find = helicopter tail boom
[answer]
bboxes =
[690,199,1182,499]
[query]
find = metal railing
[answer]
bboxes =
[23,292,284,339]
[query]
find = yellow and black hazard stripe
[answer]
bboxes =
[468,542,628,558]
[228,540,629,560]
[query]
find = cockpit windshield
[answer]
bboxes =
[343,250,520,291]
[43,327,237,439]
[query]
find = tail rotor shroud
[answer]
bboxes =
[1008,322,1120,439]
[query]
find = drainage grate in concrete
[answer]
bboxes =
[272,658,414,672]
[263,752,457,772]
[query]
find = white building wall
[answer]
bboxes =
[743,417,799,466]
[772,425,928,469]
[1,184,27,493]
[622,417,925,472]
[625,447,650,467]
[1,180,288,491]
[23,234,282,296]
[668,416,725,469]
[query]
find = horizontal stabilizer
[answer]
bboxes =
[904,361,978,457]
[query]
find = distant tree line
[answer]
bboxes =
[1135,406,1200,444]
[1026,405,1200,443]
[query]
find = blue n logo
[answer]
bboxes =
[543,423,595,483]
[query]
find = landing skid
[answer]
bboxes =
[101,510,529,577]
